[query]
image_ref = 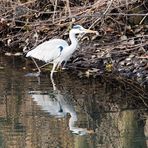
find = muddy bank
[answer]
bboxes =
[0,0,148,87]
[67,36,148,87]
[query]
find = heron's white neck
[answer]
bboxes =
[69,31,78,50]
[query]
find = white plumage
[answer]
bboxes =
[26,39,68,62]
[26,25,97,78]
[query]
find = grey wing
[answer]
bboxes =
[26,39,69,62]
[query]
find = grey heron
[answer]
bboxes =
[26,25,98,78]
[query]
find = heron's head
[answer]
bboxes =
[71,25,98,34]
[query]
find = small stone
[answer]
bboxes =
[0,66,4,70]
[126,62,133,66]
[5,52,12,56]
[14,52,23,56]
[129,54,135,58]
[91,55,96,59]
[120,35,128,45]
[125,57,132,61]
[120,61,125,66]
[128,39,134,45]
[126,25,131,30]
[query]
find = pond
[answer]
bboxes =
[0,56,148,148]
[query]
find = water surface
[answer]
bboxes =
[0,56,148,148]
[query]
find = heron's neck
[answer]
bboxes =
[69,31,78,50]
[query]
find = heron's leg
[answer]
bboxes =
[56,62,62,70]
[50,74,56,90]
[50,63,57,79]
[31,57,41,73]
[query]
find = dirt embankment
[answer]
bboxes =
[0,0,148,87]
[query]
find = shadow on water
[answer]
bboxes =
[0,56,148,148]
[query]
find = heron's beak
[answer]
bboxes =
[85,29,98,35]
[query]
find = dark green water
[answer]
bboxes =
[0,56,147,148]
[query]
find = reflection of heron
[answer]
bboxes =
[29,78,89,135]
[26,25,97,78]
